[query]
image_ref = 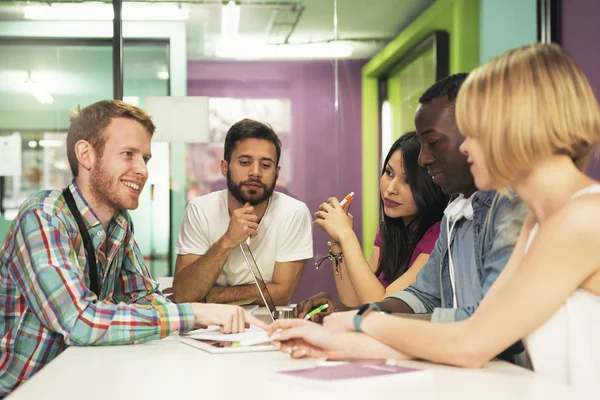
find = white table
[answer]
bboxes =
[7,333,586,399]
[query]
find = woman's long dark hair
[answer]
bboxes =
[375,132,448,283]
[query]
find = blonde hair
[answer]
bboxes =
[456,43,600,189]
[67,100,155,177]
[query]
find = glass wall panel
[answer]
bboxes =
[0,38,170,277]
[0,40,113,229]
[123,41,170,277]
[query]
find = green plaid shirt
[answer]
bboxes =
[0,181,194,396]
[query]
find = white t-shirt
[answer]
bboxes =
[176,190,314,286]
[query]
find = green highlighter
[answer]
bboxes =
[304,303,329,320]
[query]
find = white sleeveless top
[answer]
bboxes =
[525,185,600,389]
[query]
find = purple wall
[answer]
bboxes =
[188,59,367,302]
[562,0,600,179]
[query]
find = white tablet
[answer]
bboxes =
[179,336,277,354]
[179,325,278,354]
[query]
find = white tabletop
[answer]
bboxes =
[7,333,586,400]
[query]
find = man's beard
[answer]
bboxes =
[227,169,277,206]
[89,160,138,213]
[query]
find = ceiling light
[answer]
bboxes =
[24,74,54,105]
[28,141,38,149]
[157,71,170,80]
[216,42,354,60]
[221,1,241,39]
[24,3,190,21]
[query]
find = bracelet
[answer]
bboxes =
[314,250,344,275]
[327,240,340,247]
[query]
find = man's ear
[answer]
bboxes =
[276,165,281,174]
[220,159,228,178]
[75,140,95,173]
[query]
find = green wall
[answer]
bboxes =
[361,0,480,253]
[360,0,538,253]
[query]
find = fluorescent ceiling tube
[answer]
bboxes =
[221,1,241,38]
[24,3,190,21]
[25,78,54,105]
[216,42,354,60]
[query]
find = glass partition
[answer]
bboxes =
[0,0,436,301]
[0,38,170,276]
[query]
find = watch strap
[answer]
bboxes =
[353,302,382,332]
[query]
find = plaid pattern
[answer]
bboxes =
[0,181,194,396]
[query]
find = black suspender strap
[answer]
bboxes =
[62,188,100,297]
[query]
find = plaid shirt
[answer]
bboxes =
[0,181,194,396]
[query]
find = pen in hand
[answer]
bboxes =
[304,304,329,320]
[339,192,355,208]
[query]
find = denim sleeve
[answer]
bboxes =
[453,195,529,321]
[385,217,447,313]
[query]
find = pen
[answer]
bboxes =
[304,303,329,320]
[246,237,251,246]
[339,192,355,208]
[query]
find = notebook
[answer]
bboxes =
[279,361,421,381]
[275,360,430,388]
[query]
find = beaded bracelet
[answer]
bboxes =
[315,249,344,275]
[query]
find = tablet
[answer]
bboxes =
[179,336,277,354]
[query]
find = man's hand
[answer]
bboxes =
[190,303,267,333]
[293,292,347,322]
[222,202,259,249]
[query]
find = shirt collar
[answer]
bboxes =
[67,179,129,231]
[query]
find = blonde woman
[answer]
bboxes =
[268,43,600,389]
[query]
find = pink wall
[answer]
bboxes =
[188,59,367,302]
[561,0,600,179]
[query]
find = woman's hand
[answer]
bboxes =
[314,197,355,243]
[268,319,357,359]
[322,310,358,333]
[191,303,268,333]
[268,319,413,361]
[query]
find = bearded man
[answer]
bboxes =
[172,119,313,305]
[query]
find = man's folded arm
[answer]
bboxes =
[206,259,306,305]
[172,238,234,303]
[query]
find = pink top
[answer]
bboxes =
[373,221,441,288]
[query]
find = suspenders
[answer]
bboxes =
[62,188,100,297]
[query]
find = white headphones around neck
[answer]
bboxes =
[444,194,475,308]
[444,195,474,223]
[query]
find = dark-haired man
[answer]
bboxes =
[297,74,528,336]
[172,119,313,305]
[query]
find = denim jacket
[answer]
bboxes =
[388,190,529,322]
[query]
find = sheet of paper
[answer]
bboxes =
[183,325,270,347]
